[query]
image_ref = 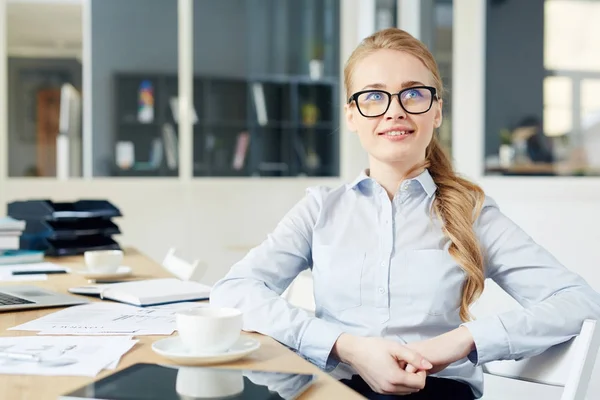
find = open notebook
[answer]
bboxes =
[96,278,211,306]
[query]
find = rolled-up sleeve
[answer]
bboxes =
[210,187,344,370]
[463,197,600,365]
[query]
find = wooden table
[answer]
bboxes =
[0,248,363,400]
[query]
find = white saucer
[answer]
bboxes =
[151,336,261,365]
[73,266,133,279]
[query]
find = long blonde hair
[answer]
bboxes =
[344,28,486,322]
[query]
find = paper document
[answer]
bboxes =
[0,262,69,274]
[10,302,204,336]
[0,336,137,377]
[0,274,47,282]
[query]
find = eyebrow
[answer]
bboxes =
[360,80,426,91]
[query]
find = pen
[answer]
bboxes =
[12,270,68,276]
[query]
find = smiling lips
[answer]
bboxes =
[378,127,415,141]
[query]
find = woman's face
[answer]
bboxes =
[345,49,443,169]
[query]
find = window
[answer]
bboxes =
[485,0,600,176]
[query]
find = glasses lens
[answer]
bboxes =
[400,87,433,113]
[356,91,389,117]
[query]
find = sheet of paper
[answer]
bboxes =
[0,274,47,282]
[10,302,204,336]
[0,262,70,273]
[0,336,137,377]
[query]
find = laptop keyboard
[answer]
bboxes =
[0,292,34,306]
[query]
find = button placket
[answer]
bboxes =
[376,194,393,309]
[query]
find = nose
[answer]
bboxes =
[385,94,407,120]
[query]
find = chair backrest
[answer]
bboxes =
[483,319,600,400]
[162,247,207,282]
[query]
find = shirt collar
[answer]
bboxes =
[346,168,437,198]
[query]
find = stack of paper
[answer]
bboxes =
[0,335,137,376]
[10,302,204,336]
[0,217,25,251]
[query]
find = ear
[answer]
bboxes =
[345,103,357,133]
[433,99,443,128]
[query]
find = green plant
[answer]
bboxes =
[311,42,324,60]
[499,128,512,145]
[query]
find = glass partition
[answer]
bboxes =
[6,0,82,177]
[92,0,179,177]
[3,0,343,179]
[191,0,341,177]
[484,0,600,177]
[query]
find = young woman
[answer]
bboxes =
[210,28,600,399]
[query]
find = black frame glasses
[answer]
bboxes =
[347,86,439,117]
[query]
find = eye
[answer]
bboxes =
[364,91,386,101]
[402,89,424,100]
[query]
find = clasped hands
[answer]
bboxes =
[332,327,475,396]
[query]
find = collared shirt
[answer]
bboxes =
[210,169,600,398]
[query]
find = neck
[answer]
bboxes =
[368,157,425,199]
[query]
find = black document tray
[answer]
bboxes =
[8,200,122,221]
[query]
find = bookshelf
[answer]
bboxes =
[112,73,339,177]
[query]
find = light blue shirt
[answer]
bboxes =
[210,169,600,398]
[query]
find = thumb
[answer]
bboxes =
[392,343,433,371]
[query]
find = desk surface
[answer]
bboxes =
[0,248,363,400]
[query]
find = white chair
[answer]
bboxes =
[482,319,600,400]
[162,247,207,283]
[282,270,316,313]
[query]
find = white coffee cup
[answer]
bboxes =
[176,307,243,354]
[176,367,244,398]
[84,249,123,273]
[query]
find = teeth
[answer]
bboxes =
[385,130,409,136]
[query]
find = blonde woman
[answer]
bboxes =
[211,28,600,399]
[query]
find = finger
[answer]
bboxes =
[405,364,418,373]
[390,369,427,390]
[391,343,433,370]
[379,383,420,395]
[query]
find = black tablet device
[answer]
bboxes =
[59,363,318,400]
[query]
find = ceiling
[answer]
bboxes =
[6,1,82,57]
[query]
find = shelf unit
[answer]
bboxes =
[112,73,339,178]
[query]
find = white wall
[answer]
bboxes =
[0,177,340,284]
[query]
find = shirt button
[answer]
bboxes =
[380,262,385,267]
[401,181,410,191]
[378,287,386,294]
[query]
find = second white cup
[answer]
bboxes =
[176,307,243,354]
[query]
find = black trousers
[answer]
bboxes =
[340,375,475,400]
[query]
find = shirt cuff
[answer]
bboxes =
[462,315,511,365]
[298,317,345,371]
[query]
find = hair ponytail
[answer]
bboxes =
[427,138,485,321]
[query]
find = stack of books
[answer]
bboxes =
[0,217,44,265]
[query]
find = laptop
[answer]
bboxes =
[0,285,89,312]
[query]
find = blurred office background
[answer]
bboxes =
[0,0,599,397]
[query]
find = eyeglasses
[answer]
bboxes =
[347,86,439,117]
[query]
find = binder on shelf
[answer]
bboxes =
[7,199,123,257]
